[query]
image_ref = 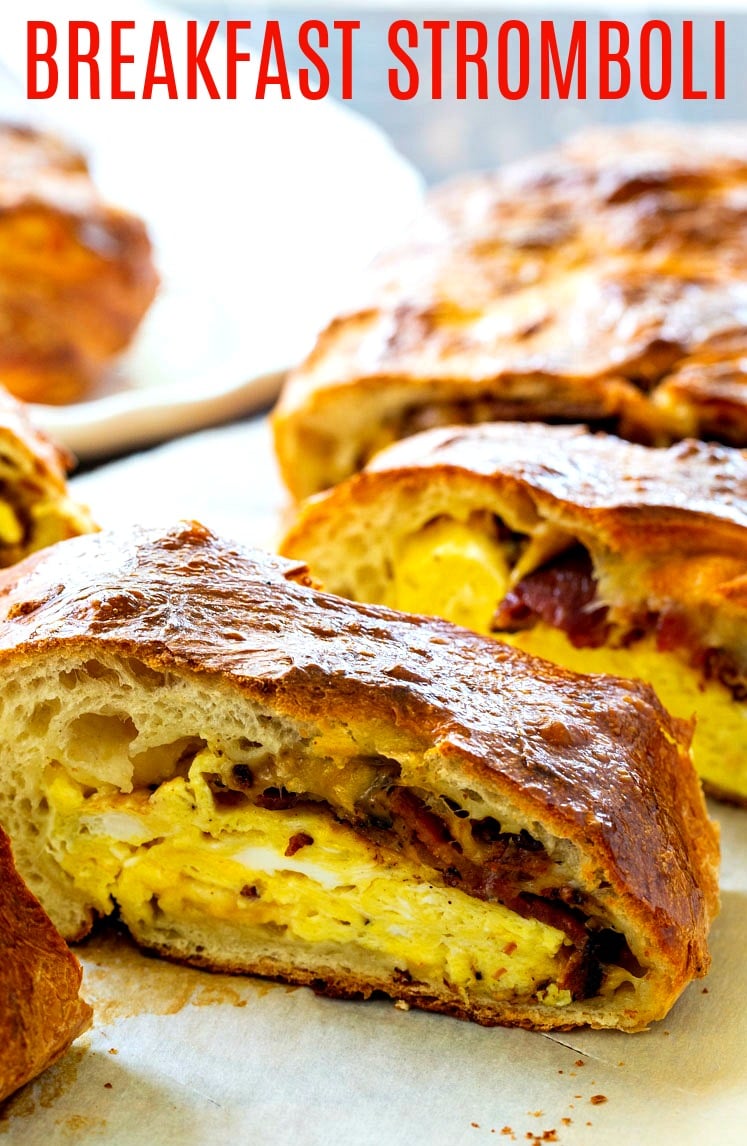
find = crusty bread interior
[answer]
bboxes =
[0,646,712,1032]
[281,453,747,803]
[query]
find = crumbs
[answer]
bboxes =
[469,1124,559,1141]
[464,1042,615,1143]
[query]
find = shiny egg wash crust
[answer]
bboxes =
[273,124,747,499]
[41,744,642,1013]
[281,426,747,804]
[0,526,717,1031]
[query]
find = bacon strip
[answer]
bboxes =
[491,546,610,648]
[383,787,623,998]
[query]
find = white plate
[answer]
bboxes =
[0,0,424,457]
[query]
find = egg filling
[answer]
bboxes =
[42,747,640,1008]
[385,518,747,800]
[0,482,87,567]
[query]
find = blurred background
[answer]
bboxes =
[0,1,743,466]
[175,1,746,183]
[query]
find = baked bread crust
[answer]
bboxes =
[281,422,747,799]
[0,827,91,1104]
[284,422,747,618]
[0,123,158,404]
[0,386,95,566]
[0,523,719,1031]
[274,123,747,497]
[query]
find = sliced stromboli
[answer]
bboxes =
[281,422,747,804]
[0,123,158,404]
[0,826,92,1104]
[0,523,718,1031]
[0,388,95,567]
[273,123,747,498]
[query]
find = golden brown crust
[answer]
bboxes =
[0,522,719,1003]
[356,422,747,539]
[142,944,649,1033]
[0,385,73,489]
[274,123,747,497]
[0,123,158,405]
[285,423,747,625]
[0,827,91,1103]
[0,385,96,567]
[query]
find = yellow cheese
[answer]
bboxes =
[384,518,747,799]
[44,751,579,1007]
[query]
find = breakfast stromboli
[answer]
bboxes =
[0,123,158,405]
[0,826,91,1104]
[0,388,95,567]
[281,422,747,803]
[0,523,718,1031]
[274,123,747,499]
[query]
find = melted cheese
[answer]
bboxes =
[386,519,747,799]
[44,751,577,1007]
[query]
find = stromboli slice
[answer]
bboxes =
[273,123,747,498]
[0,123,158,405]
[0,826,91,1104]
[0,522,717,1032]
[0,387,95,566]
[281,422,747,803]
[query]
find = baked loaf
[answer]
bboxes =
[274,123,747,497]
[0,826,91,1104]
[0,387,95,567]
[0,123,158,404]
[0,522,718,1031]
[281,422,747,803]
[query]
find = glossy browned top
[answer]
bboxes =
[285,421,747,626]
[0,827,91,1103]
[0,123,159,405]
[0,121,155,274]
[369,422,747,538]
[0,523,718,965]
[275,123,747,496]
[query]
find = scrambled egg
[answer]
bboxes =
[509,626,747,798]
[385,519,511,632]
[0,499,22,545]
[386,519,747,798]
[44,751,574,1005]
